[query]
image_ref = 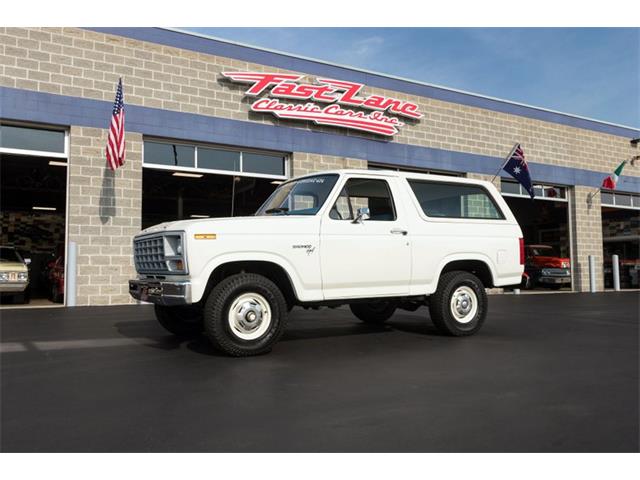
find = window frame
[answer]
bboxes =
[142,137,289,181]
[600,190,640,211]
[328,177,398,222]
[501,179,568,203]
[0,122,69,159]
[406,178,506,221]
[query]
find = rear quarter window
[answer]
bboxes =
[407,179,505,220]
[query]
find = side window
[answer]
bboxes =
[329,178,396,221]
[408,180,504,219]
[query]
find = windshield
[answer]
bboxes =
[256,174,339,216]
[0,247,23,263]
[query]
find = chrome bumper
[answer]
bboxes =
[0,281,29,293]
[128,279,191,306]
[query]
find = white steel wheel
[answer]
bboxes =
[449,285,478,324]
[227,292,272,341]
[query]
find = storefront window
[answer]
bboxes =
[143,139,287,178]
[144,141,195,167]
[0,124,65,154]
[198,147,240,171]
[243,152,285,176]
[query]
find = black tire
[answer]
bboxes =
[350,301,396,324]
[429,271,487,336]
[154,304,204,337]
[204,273,288,357]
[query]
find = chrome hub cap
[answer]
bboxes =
[450,286,478,324]
[228,292,272,341]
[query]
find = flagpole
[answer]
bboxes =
[491,143,520,184]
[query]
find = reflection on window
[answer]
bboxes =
[144,141,195,167]
[243,152,285,176]
[0,125,65,153]
[143,140,287,177]
[198,148,240,171]
[329,178,396,221]
[409,180,504,219]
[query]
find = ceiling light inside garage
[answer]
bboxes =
[172,172,203,178]
[190,214,209,218]
[48,161,67,167]
[32,206,57,211]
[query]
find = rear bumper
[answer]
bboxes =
[128,279,191,306]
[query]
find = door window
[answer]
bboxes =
[329,178,396,221]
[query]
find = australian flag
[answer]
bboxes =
[503,144,535,198]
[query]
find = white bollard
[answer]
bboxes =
[612,254,621,291]
[588,255,596,293]
[66,240,77,307]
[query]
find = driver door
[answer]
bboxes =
[319,176,411,299]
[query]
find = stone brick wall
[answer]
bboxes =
[1,27,637,180]
[291,152,367,177]
[67,126,142,305]
[570,186,604,292]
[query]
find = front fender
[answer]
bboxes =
[189,251,318,304]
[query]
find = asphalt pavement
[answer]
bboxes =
[1,292,638,452]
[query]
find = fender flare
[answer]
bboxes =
[433,253,498,287]
[191,251,306,303]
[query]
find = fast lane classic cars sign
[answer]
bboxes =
[222,72,423,136]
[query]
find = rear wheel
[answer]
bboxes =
[204,273,288,357]
[350,301,397,324]
[429,271,487,336]
[154,304,203,337]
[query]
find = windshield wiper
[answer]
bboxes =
[264,207,290,215]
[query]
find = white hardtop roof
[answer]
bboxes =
[296,169,490,185]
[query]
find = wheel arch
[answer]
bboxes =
[201,259,299,308]
[436,256,496,289]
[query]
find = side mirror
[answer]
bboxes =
[353,207,370,224]
[24,258,31,265]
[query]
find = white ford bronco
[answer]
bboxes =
[129,169,524,356]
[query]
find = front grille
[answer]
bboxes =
[134,235,168,274]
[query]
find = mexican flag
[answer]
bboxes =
[602,160,627,190]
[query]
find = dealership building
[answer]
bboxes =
[1,27,639,306]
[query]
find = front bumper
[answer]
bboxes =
[538,275,571,285]
[129,279,191,306]
[0,281,29,294]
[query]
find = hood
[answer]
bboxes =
[0,261,27,272]
[139,215,317,236]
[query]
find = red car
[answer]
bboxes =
[521,245,571,290]
[47,256,65,303]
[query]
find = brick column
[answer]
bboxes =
[569,185,604,292]
[67,126,142,305]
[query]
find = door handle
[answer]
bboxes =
[390,228,408,235]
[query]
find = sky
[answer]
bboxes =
[184,28,640,128]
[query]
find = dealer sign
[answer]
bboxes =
[222,72,423,137]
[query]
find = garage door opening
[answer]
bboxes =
[141,139,287,229]
[502,181,572,291]
[1,152,67,307]
[601,191,639,289]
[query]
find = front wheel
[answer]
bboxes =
[429,271,487,336]
[350,301,397,324]
[204,273,288,357]
[154,304,204,337]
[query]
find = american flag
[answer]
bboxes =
[106,78,125,171]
